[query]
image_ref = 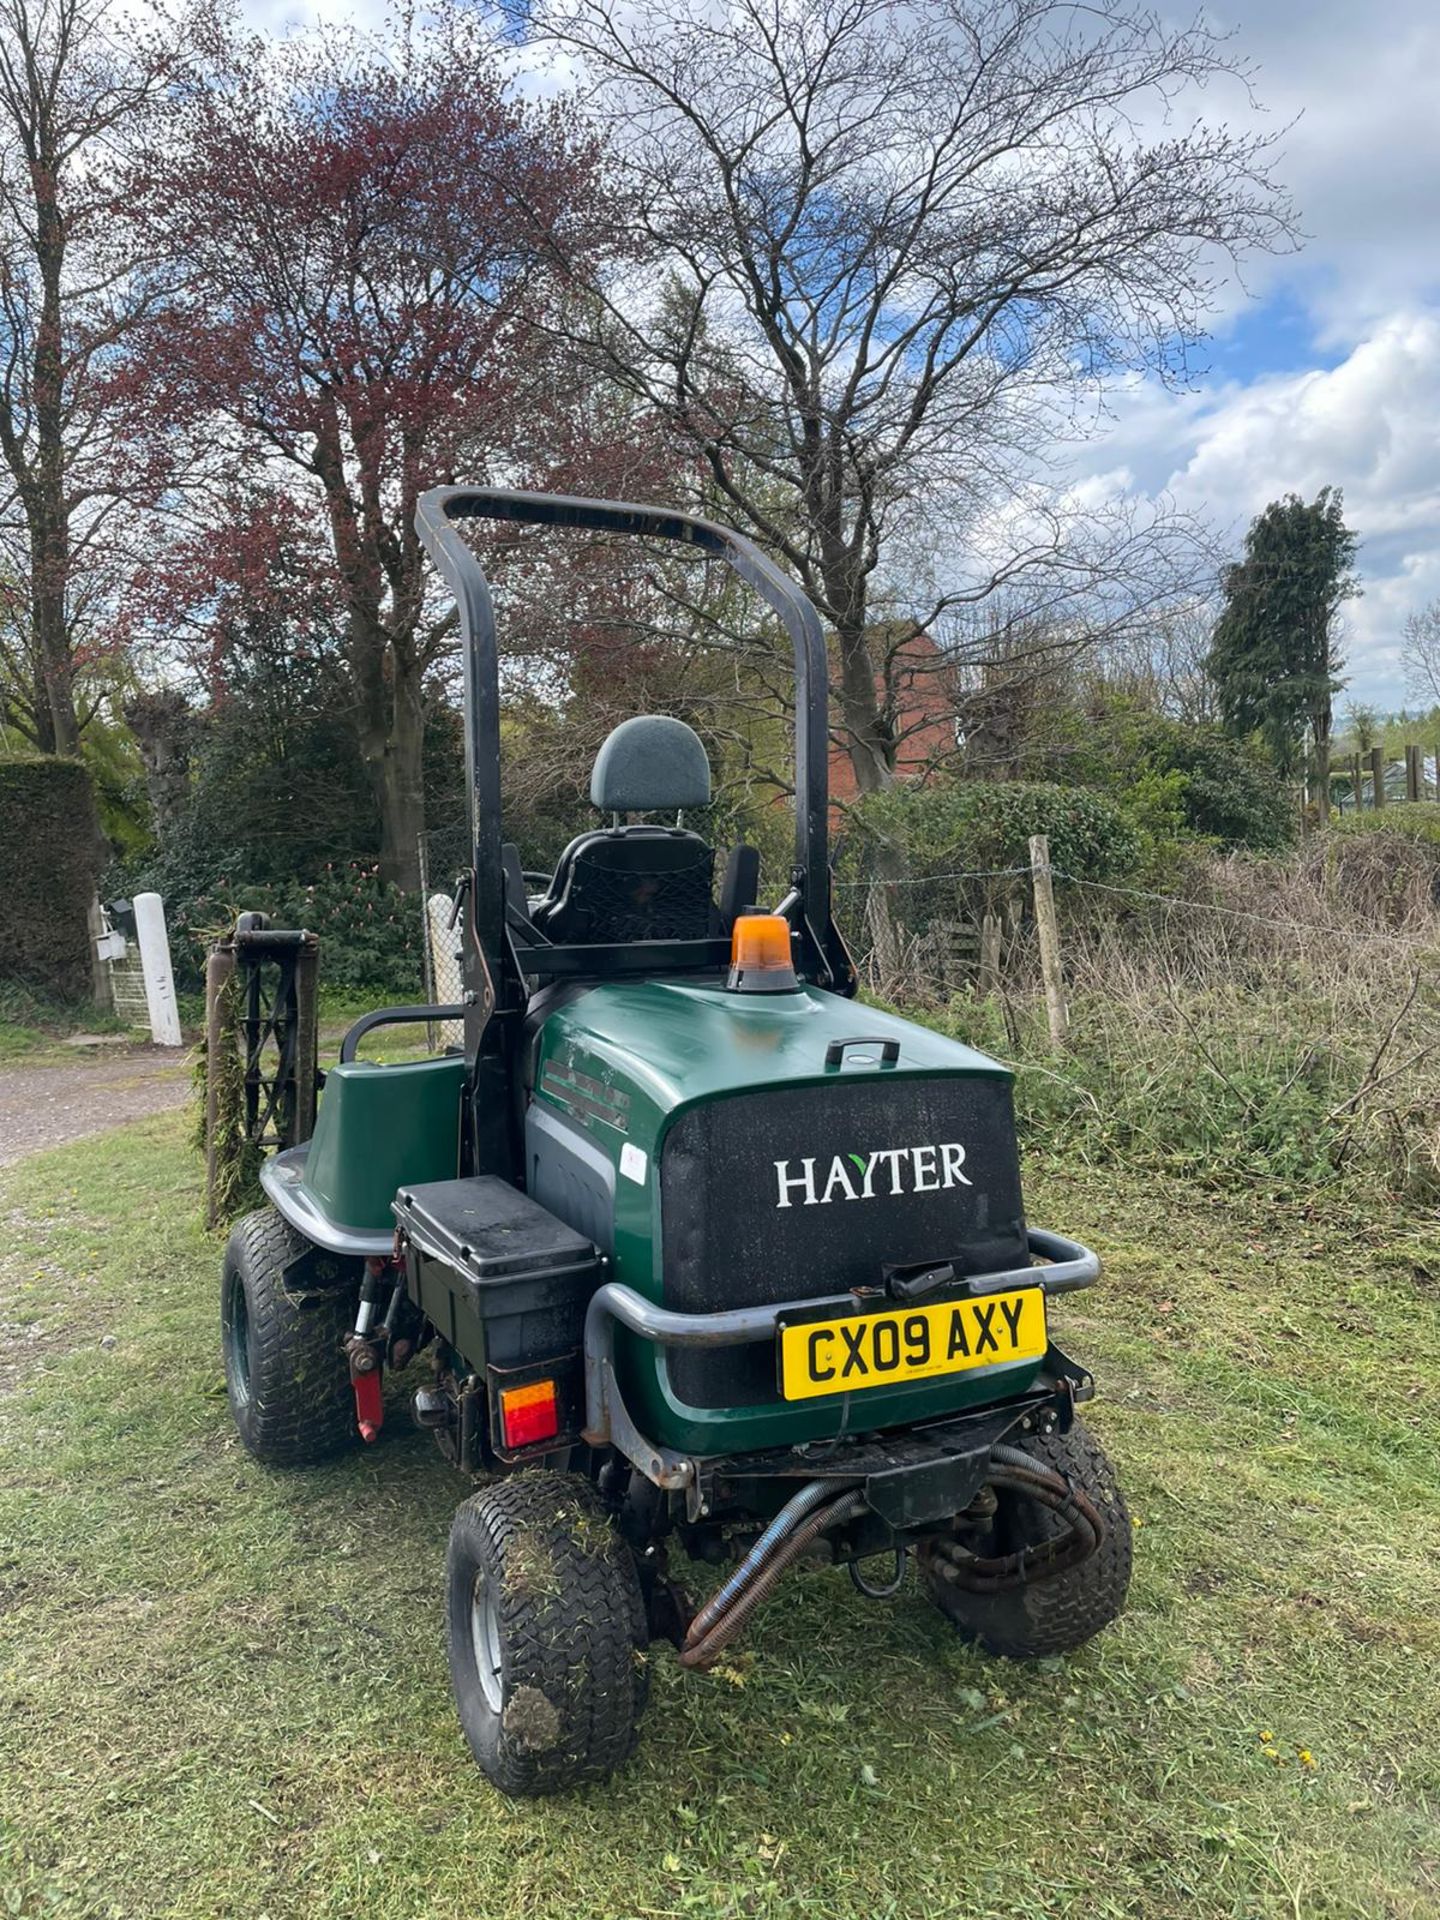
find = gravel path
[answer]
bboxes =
[0,1046,192,1168]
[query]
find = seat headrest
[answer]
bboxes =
[590,715,711,812]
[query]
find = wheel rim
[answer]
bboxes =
[470,1570,503,1715]
[224,1270,252,1410]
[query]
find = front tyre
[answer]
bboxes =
[446,1472,649,1797]
[919,1417,1132,1659]
[221,1208,357,1467]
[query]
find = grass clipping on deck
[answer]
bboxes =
[197,958,263,1229]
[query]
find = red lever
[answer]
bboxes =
[353,1366,384,1443]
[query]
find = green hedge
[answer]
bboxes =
[144,859,425,999]
[1328,801,1440,847]
[849,779,1143,882]
[0,757,103,1003]
[1049,706,1295,855]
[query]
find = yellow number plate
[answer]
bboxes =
[778,1288,1047,1402]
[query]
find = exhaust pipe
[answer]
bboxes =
[680,1440,1105,1669]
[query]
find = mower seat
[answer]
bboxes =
[530,716,719,947]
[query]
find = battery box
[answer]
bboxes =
[394,1176,602,1377]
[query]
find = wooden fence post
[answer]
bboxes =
[1028,834,1068,1049]
[978,910,1001,996]
[1406,743,1421,803]
[1370,745,1386,808]
[1350,752,1362,814]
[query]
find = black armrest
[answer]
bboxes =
[719,843,760,931]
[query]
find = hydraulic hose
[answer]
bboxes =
[991,1441,1064,1477]
[930,1444,1106,1594]
[683,1479,835,1648]
[680,1490,865,1670]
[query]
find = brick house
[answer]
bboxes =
[828,628,959,809]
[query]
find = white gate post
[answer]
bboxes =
[133,891,182,1047]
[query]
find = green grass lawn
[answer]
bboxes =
[1,1117,1437,1919]
[0,987,434,1068]
[0,1010,129,1066]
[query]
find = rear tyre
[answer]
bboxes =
[919,1418,1131,1659]
[221,1208,357,1467]
[446,1471,650,1797]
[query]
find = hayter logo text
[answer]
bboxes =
[773,1145,973,1208]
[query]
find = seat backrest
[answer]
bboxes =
[590,714,711,814]
[525,715,719,950]
[531,826,716,946]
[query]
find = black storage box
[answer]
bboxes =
[394,1177,603,1375]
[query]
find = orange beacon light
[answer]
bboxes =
[726,913,799,993]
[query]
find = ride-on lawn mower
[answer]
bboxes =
[220,487,1131,1796]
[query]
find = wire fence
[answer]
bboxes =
[842,864,1440,954]
[842,834,1440,1199]
[417,817,1440,1002]
[409,809,1440,1197]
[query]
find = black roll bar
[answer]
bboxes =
[416,487,832,942]
[414,486,851,1175]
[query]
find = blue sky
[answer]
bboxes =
[1202,290,1346,387]
[251,0,1440,711]
[1059,0,1440,709]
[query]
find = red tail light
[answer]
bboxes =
[499,1378,559,1450]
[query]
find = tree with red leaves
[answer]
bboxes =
[141,6,607,889]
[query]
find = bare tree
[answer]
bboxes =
[0,0,198,754]
[949,606,1078,779]
[536,0,1295,793]
[1091,598,1222,724]
[1402,601,1440,713]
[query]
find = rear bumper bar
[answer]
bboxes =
[582,1228,1100,1491]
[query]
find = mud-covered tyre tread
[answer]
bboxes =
[447,1472,649,1797]
[921,1418,1132,1659]
[221,1208,357,1467]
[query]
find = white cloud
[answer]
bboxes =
[1073,314,1440,703]
[1178,316,1440,524]
[1210,1,1440,332]
[1057,0,1440,706]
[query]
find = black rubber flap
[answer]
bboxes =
[395,1176,597,1281]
